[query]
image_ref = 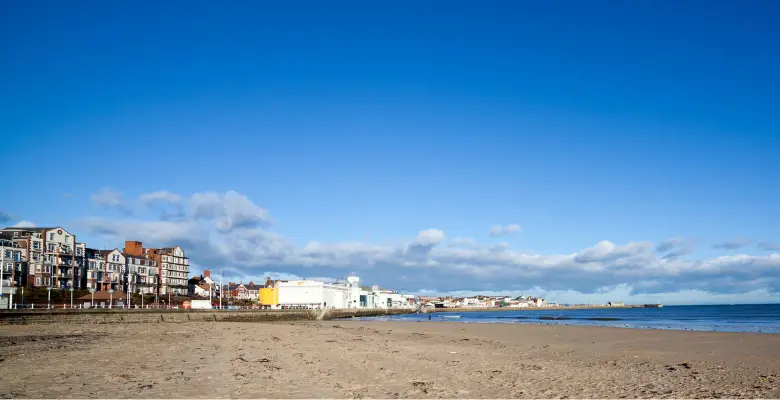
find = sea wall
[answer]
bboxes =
[0,308,412,325]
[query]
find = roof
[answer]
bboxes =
[2,227,59,232]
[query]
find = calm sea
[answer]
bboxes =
[358,304,780,333]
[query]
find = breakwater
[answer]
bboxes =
[0,308,413,325]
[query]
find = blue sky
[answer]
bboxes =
[2,0,779,304]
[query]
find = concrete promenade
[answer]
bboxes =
[0,307,413,325]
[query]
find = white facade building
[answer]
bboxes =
[274,276,363,309]
[104,249,125,292]
[42,227,77,289]
[277,280,325,307]
[266,275,414,310]
[158,246,189,295]
[125,254,158,294]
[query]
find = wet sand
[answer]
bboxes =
[1,320,779,398]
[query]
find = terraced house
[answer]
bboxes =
[102,249,125,292]
[0,227,77,289]
[0,227,191,297]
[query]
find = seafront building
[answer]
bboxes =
[0,226,193,308]
[146,246,189,295]
[1,225,555,311]
[252,275,415,310]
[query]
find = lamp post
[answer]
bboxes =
[126,273,130,309]
[219,269,223,310]
[21,287,24,309]
[108,289,114,309]
[1,249,5,309]
[45,257,53,309]
[69,287,74,309]
[89,288,96,308]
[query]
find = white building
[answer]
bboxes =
[84,248,106,290]
[125,253,158,294]
[277,280,325,308]
[274,275,363,309]
[157,246,189,295]
[104,249,125,292]
[372,287,414,309]
[41,227,78,289]
[1,228,44,288]
[1,237,25,287]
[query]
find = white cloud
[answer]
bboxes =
[90,187,132,214]
[76,189,780,303]
[190,191,271,231]
[655,237,696,260]
[449,237,477,248]
[415,229,445,245]
[489,223,521,237]
[12,220,36,228]
[138,190,182,204]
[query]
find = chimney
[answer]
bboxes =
[123,241,144,256]
[203,269,211,278]
[265,276,272,288]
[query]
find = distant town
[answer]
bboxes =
[1,225,648,310]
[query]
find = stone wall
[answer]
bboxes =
[0,308,412,325]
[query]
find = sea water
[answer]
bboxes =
[358,304,780,333]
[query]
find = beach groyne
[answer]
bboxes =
[0,308,413,325]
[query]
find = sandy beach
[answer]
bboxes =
[1,320,779,399]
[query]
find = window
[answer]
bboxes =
[4,251,10,258]
[49,233,54,240]
[33,253,39,261]
[36,264,41,272]
[65,236,70,243]
[36,277,41,285]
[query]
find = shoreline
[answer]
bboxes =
[1,320,778,398]
[350,317,780,335]
[431,305,645,312]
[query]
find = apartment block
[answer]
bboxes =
[84,248,106,290]
[123,241,158,295]
[153,246,189,296]
[0,227,192,296]
[0,235,26,288]
[0,227,71,288]
[74,242,86,289]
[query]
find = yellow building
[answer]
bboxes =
[260,287,278,307]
